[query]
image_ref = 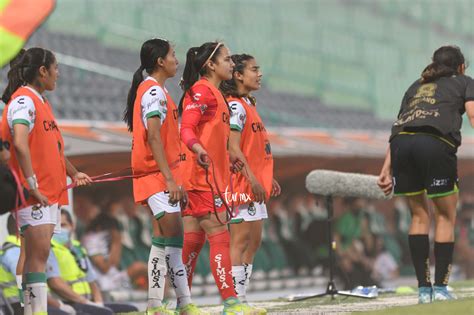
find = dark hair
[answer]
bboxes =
[220,54,255,98]
[421,46,466,83]
[61,208,73,225]
[123,38,171,132]
[1,47,55,104]
[7,214,16,235]
[179,42,225,113]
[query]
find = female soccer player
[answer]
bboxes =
[1,47,91,315]
[378,45,474,303]
[123,38,205,315]
[179,42,261,314]
[220,54,281,308]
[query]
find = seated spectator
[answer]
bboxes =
[393,197,412,266]
[334,198,376,289]
[73,195,101,240]
[455,201,474,279]
[1,214,75,315]
[112,196,153,270]
[0,216,22,315]
[371,236,399,287]
[271,197,312,274]
[82,208,147,292]
[47,209,138,314]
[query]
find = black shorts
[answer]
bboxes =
[390,133,458,198]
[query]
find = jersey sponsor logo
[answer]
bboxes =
[184,103,206,113]
[264,140,272,155]
[145,96,165,111]
[224,186,252,204]
[251,122,266,132]
[393,108,440,126]
[184,252,198,278]
[193,93,202,101]
[12,104,27,116]
[229,102,239,112]
[165,254,185,289]
[151,256,162,288]
[409,83,438,107]
[43,120,59,132]
[214,254,230,289]
[222,112,230,125]
[431,178,449,187]
[31,205,44,220]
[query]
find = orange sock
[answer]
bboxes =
[208,230,236,300]
[182,231,206,288]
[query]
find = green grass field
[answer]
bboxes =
[119,280,474,314]
[358,298,473,315]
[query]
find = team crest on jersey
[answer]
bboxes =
[239,114,245,123]
[200,105,208,114]
[28,109,35,121]
[214,195,223,208]
[159,99,167,107]
[31,205,43,220]
[264,141,272,155]
[248,202,256,216]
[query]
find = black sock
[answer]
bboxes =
[434,242,454,287]
[408,234,431,287]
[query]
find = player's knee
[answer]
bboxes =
[208,230,230,245]
[411,210,430,223]
[247,236,262,253]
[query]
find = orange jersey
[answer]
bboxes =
[131,79,182,203]
[181,79,230,192]
[228,96,273,203]
[2,86,68,206]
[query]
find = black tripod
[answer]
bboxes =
[288,196,375,301]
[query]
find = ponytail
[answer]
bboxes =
[2,48,55,104]
[421,62,457,83]
[123,38,171,132]
[123,66,144,132]
[178,47,200,114]
[178,42,224,114]
[1,49,26,104]
[421,45,466,83]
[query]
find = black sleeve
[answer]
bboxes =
[397,92,409,119]
[465,77,474,102]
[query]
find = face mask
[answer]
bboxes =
[53,229,71,245]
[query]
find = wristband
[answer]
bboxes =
[26,175,38,190]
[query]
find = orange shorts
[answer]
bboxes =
[182,190,227,217]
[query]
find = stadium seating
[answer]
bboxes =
[1,29,393,129]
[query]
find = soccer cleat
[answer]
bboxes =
[177,303,210,315]
[147,306,177,315]
[433,285,456,301]
[241,304,266,315]
[222,297,243,315]
[418,286,432,304]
